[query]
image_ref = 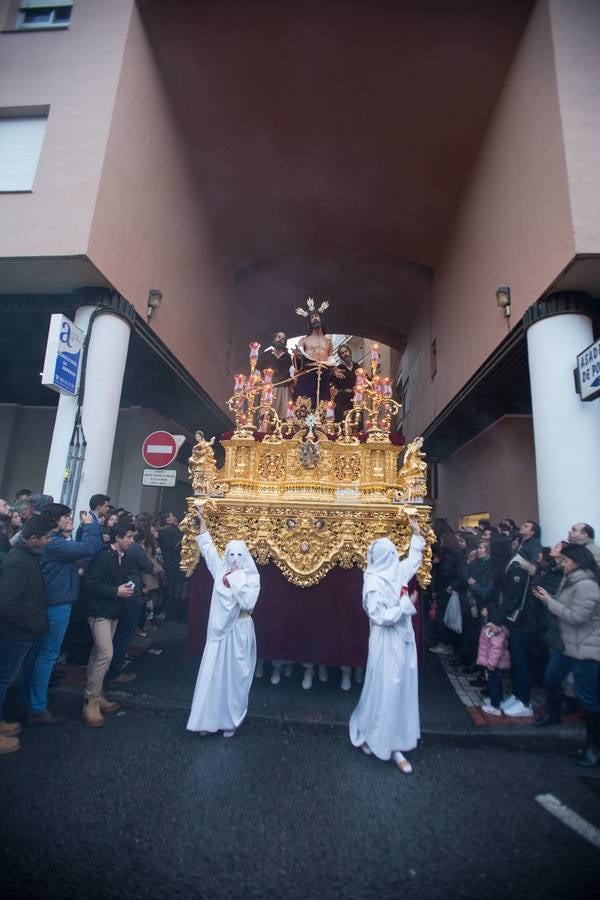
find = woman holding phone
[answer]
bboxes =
[533,544,600,767]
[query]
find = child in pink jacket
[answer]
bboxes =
[477,624,510,716]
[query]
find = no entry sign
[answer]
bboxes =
[142,431,178,468]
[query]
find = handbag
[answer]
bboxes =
[443,590,463,634]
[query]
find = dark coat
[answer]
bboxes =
[0,522,11,564]
[81,545,135,620]
[0,541,49,640]
[158,525,182,565]
[433,548,460,596]
[41,521,102,607]
[124,542,155,594]
[491,542,542,632]
[466,556,491,605]
[535,566,564,650]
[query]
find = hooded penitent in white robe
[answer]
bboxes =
[187,533,260,733]
[349,534,425,759]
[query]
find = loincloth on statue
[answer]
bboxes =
[292,362,331,405]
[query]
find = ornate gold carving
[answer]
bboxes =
[181,430,433,586]
[234,446,251,478]
[395,436,428,503]
[258,450,286,481]
[370,449,386,481]
[334,452,360,482]
[188,431,217,497]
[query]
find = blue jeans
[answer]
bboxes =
[0,639,34,717]
[487,668,504,708]
[545,650,600,713]
[20,603,72,713]
[545,649,571,691]
[108,595,144,678]
[509,630,533,705]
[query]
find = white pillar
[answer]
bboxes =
[43,305,96,500]
[527,305,600,546]
[73,311,132,513]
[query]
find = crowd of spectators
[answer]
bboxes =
[427,516,600,766]
[2,491,599,766]
[0,489,185,753]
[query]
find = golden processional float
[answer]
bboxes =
[180,307,434,588]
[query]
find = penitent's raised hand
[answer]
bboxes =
[407,515,421,536]
[193,511,208,534]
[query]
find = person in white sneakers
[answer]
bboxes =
[484,521,541,718]
[349,517,425,774]
[187,512,260,738]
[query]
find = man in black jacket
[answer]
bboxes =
[106,532,155,685]
[0,517,54,753]
[81,522,135,728]
[499,520,543,718]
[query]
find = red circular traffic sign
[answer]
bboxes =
[142,431,178,468]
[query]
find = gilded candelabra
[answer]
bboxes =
[227,342,342,441]
[342,343,400,440]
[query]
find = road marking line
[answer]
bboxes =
[536,793,600,850]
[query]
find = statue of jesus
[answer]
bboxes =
[292,303,336,408]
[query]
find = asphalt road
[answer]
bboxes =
[1,701,598,900]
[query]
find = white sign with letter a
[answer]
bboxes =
[41,314,84,396]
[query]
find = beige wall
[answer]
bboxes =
[0,403,191,516]
[0,0,132,256]
[0,0,240,406]
[87,4,237,405]
[107,407,191,518]
[435,416,539,531]
[550,0,600,255]
[0,405,56,498]
[403,0,574,439]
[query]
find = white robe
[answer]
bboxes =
[187,533,260,733]
[349,534,425,758]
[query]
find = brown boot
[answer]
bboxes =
[98,695,120,714]
[0,733,20,754]
[25,709,67,727]
[82,697,104,728]
[0,720,22,736]
[107,672,136,685]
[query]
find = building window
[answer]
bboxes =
[16,1,73,30]
[0,113,48,191]
[430,338,437,378]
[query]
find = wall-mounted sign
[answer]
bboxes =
[142,468,177,487]
[577,337,600,402]
[41,314,84,396]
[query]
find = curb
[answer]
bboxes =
[51,682,585,749]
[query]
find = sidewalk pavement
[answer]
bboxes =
[48,622,585,745]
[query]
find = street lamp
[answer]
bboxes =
[496,286,511,319]
[147,289,163,323]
